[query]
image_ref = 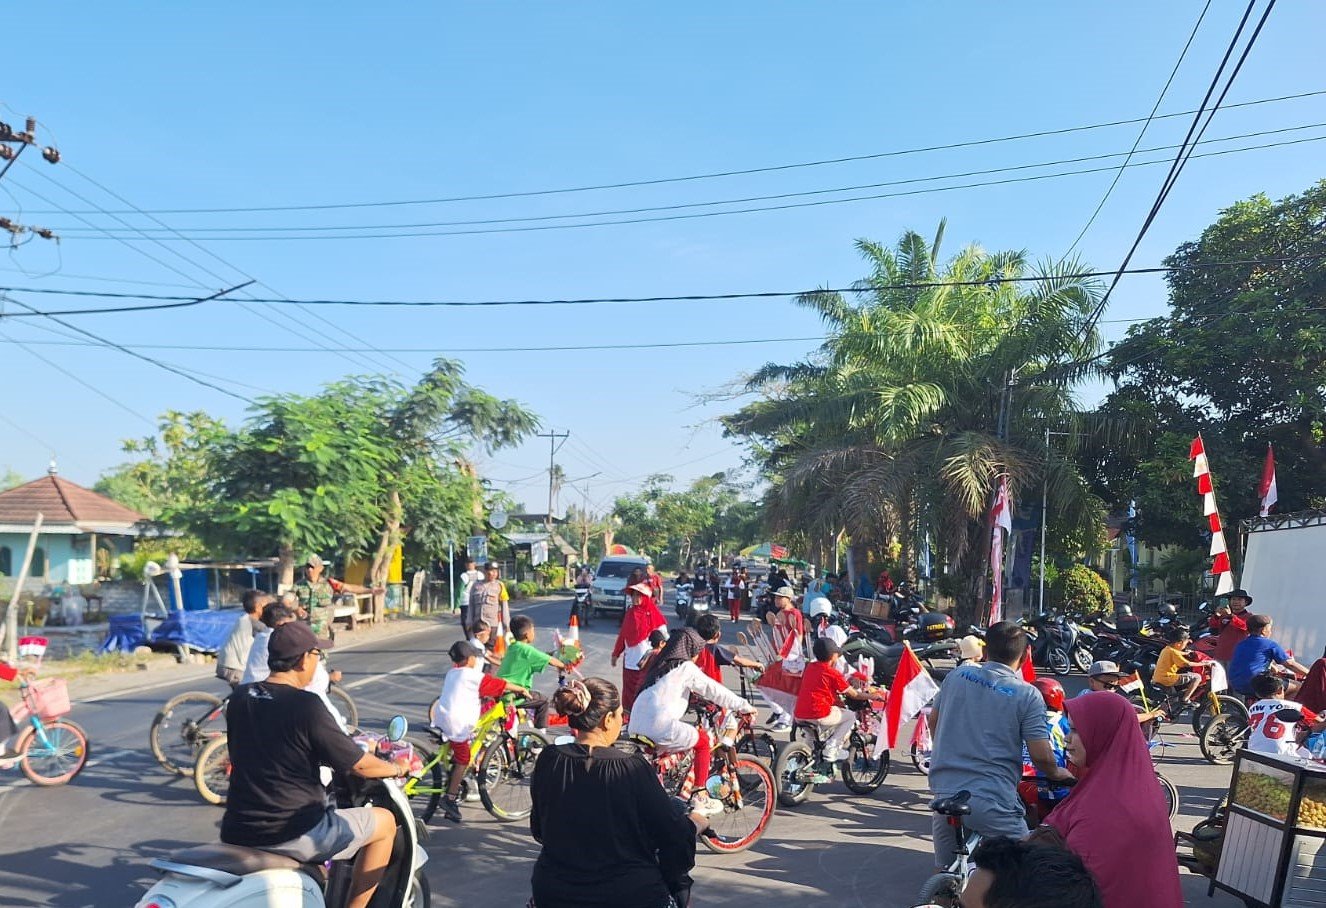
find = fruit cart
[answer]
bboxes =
[1211,748,1326,906]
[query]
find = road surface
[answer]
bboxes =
[0,594,1243,906]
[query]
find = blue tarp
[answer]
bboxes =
[99,615,149,653]
[167,569,210,611]
[151,609,236,653]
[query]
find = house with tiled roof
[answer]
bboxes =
[0,464,147,586]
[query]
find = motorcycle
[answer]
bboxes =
[572,586,593,627]
[135,715,430,908]
[841,624,958,685]
[674,582,692,620]
[681,585,713,627]
[1023,613,1079,676]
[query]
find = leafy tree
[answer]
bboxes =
[612,472,760,569]
[1054,564,1111,614]
[725,223,1110,622]
[1086,181,1326,550]
[95,411,228,523]
[0,467,22,492]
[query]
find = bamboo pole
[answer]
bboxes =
[3,513,43,663]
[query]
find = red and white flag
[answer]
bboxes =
[884,643,940,749]
[1259,444,1278,517]
[988,475,1013,624]
[1190,435,1234,596]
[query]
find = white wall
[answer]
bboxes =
[1242,523,1326,662]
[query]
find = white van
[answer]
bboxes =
[591,555,652,616]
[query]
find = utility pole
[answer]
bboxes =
[0,115,61,247]
[537,431,570,528]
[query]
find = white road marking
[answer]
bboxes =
[343,661,426,690]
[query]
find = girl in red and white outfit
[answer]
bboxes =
[724,571,744,622]
[612,582,669,710]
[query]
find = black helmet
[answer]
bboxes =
[1117,604,1133,617]
[1159,603,1178,618]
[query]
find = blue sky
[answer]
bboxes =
[0,2,1323,517]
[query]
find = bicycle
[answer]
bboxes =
[404,694,549,823]
[624,708,777,854]
[773,700,891,807]
[150,679,358,775]
[1124,659,1247,735]
[2,669,90,786]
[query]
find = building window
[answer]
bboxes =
[0,546,10,576]
[31,546,46,578]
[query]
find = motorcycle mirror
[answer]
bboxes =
[387,715,408,742]
[1276,708,1305,724]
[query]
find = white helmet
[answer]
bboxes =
[808,596,833,618]
[822,624,847,646]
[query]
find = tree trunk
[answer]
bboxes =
[369,489,403,622]
[278,543,295,590]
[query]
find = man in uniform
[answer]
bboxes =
[293,554,377,638]
[467,561,510,642]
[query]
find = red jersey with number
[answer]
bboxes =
[1247,697,1317,757]
[794,660,849,720]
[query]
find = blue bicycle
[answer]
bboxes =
[3,673,89,786]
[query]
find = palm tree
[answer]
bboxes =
[725,223,1108,621]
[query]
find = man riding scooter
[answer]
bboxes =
[222,622,410,908]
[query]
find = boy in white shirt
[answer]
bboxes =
[467,620,503,671]
[1247,673,1322,758]
[432,640,527,823]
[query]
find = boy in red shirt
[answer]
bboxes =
[794,636,874,780]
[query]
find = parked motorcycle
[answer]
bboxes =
[1023,613,1078,676]
[135,716,430,908]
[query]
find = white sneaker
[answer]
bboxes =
[689,792,726,818]
[769,718,791,732]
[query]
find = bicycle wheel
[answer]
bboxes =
[327,686,359,729]
[406,869,431,908]
[910,741,933,775]
[17,719,89,786]
[1156,771,1179,820]
[194,735,231,806]
[1199,713,1248,765]
[1191,694,1249,735]
[773,740,815,808]
[150,691,223,775]
[917,871,963,907]
[405,742,446,824]
[478,729,549,821]
[841,732,890,795]
[700,755,776,854]
[736,730,777,765]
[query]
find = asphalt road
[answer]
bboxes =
[0,594,1245,907]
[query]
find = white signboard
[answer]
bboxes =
[467,535,488,562]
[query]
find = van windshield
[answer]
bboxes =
[597,561,643,579]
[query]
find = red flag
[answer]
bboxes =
[885,644,940,748]
[1208,513,1222,533]
[1212,552,1231,574]
[1196,473,1213,495]
[1259,444,1278,517]
[1021,646,1037,682]
[1189,436,1205,459]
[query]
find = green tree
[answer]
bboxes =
[0,467,23,492]
[725,223,1110,621]
[95,410,228,522]
[612,472,760,569]
[1086,181,1326,549]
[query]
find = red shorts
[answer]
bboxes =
[449,739,473,766]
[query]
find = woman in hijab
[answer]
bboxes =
[627,629,756,808]
[611,582,669,710]
[528,677,705,908]
[1045,692,1183,908]
[1296,647,1326,714]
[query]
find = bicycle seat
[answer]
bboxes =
[629,733,658,750]
[154,843,324,884]
[793,720,823,735]
[931,791,972,817]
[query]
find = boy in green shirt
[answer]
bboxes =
[497,615,568,733]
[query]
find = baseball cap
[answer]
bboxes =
[484,561,501,571]
[268,621,332,664]
[627,582,653,596]
[772,586,797,599]
[812,636,841,660]
[305,554,325,569]
[1087,660,1123,679]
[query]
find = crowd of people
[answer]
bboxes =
[191,552,1326,908]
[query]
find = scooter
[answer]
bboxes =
[135,716,430,908]
[573,586,593,627]
[682,587,712,627]
[674,583,693,620]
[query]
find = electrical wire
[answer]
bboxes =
[40,124,1326,238]
[0,324,156,425]
[44,132,1323,242]
[0,254,1312,309]
[16,90,1326,216]
[1061,0,1213,258]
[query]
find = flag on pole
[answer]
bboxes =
[884,643,940,748]
[1259,444,1278,517]
[1189,435,1235,596]
[1021,648,1037,682]
[988,475,1013,624]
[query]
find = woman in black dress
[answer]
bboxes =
[528,677,705,908]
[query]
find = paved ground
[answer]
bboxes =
[0,594,1244,907]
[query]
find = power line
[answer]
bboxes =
[1082,0,1276,339]
[44,132,1325,242]
[0,254,1309,309]
[41,123,1326,237]
[0,325,155,425]
[0,296,228,317]
[16,89,1326,216]
[1061,0,1212,258]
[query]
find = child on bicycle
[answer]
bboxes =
[627,628,757,816]
[1020,678,1072,823]
[467,620,503,672]
[1246,673,1323,758]
[497,616,571,734]
[1152,628,1203,705]
[434,640,529,823]
[793,636,876,781]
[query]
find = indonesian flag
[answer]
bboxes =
[988,475,1013,624]
[1190,434,1235,596]
[1021,647,1037,682]
[885,643,940,748]
[1259,444,1278,517]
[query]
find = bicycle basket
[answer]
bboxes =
[10,677,71,723]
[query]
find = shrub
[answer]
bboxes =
[503,580,519,600]
[1055,564,1112,614]
[516,580,540,599]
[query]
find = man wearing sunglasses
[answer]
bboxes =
[222,622,405,908]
